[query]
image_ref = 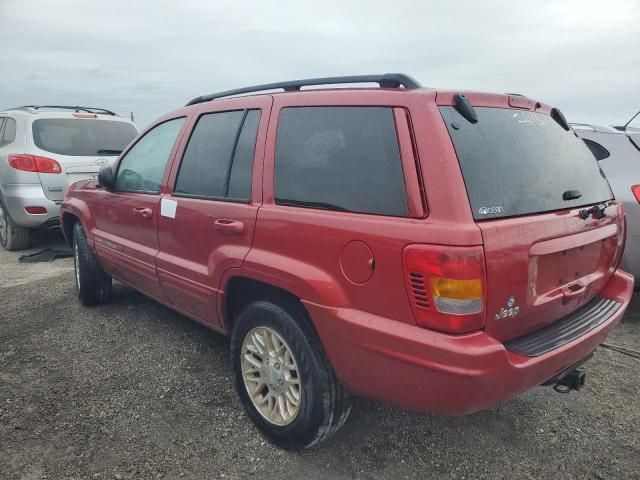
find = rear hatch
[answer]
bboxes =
[30,116,138,201]
[439,97,623,342]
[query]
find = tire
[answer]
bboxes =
[0,198,30,251]
[230,299,351,449]
[72,222,112,306]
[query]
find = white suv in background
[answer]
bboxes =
[572,121,640,279]
[0,106,138,250]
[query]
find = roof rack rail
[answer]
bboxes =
[8,105,117,116]
[186,73,422,106]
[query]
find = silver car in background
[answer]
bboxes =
[0,106,138,250]
[573,120,640,279]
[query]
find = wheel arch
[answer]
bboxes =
[61,212,79,247]
[60,197,94,248]
[223,275,321,340]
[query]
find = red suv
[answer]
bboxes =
[61,74,634,448]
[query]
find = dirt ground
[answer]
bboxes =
[1,231,639,480]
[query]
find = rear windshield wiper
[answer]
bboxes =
[97,149,123,155]
[578,200,613,220]
[276,198,351,212]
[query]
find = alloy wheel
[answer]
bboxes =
[241,326,302,426]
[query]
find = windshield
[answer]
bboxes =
[32,118,138,156]
[440,107,613,220]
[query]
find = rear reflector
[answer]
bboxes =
[403,244,486,333]
[25,206,47,214]
[8,154,62,174]
[632,185,640,203]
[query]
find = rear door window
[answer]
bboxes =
[440,107,612,220]
[228,110,260,200]
[174,109,260,201]
[115,118,185,193]
[32,119,138,156]
[274,107,408,217]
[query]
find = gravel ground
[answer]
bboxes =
[1,231,639,480]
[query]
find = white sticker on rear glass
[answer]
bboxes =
[160,198,177,219]
[478,206,504,215]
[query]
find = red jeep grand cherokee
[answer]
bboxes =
[61,74,634,448]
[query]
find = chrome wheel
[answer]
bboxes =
[241,326,302,426]
[0,202,7,244]
[73,235,81,290]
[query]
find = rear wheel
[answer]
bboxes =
[72,222,112,305]
[230,299,351,449]
[0,199,30,251]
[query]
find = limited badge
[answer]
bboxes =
[495,296,520,320]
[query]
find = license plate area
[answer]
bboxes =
[530,238,616,297]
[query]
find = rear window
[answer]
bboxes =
[1,118,16,147]
[440,107,612,220]
[274,107,408,217]
[32,119,138,157]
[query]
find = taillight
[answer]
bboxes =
[8,154,62,174]
[34,156,62,173]
[632,185,640,203]
[403,244,486,333]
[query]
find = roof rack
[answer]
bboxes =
[7,105,117,116]
[570,122,622,134]
[186,73,422,106]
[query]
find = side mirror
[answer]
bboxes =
[97,165,116,190]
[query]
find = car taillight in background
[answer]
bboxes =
[403,244,486,334]
[632,185,640,203]
[8,154,62,174]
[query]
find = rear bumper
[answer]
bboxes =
[1,184,61,228]
[305,269,634,415]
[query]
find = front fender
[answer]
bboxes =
[60,195,95,247]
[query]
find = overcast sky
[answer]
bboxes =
[1,0,638,129]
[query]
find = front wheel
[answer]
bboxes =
[72,222,112,305]
[230,300,351,449]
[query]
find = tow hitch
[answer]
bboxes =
[552,369,586,393]
[541,353,591,393]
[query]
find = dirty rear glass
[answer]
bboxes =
[440,107,612,220]
[32,119,138,157]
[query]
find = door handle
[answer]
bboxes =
[562,281,585,305]
[214,219,244,235]
[130,207,153,219]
